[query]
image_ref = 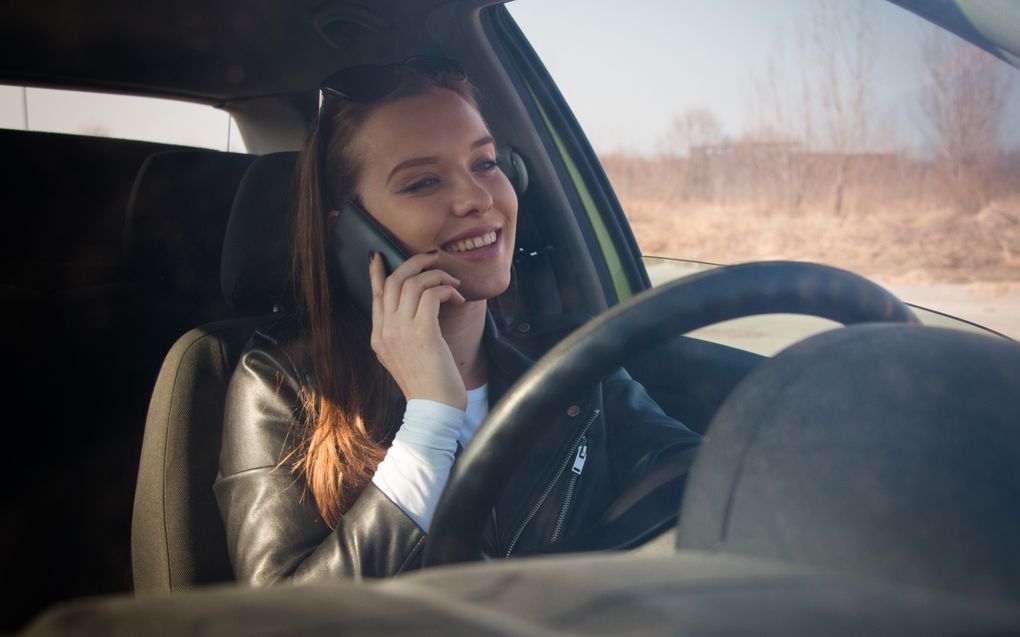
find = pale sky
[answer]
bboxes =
[507,0,1020,155]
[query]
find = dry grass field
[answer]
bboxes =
[602,153,1020,339]
[623,198,1020,287]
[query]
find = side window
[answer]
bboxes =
[508,0,1019,342]
[0,84,246,152]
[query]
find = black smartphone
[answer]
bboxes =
[329,200,409,318]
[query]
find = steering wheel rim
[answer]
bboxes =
[422,261,918,566]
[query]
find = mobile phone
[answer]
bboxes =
[329,200,409,318]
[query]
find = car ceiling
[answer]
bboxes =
[0,0,464,106]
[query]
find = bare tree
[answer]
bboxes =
[743,3,880,215]
[809,0,878,215]
[664,107,723,157]
[919,28,1013,212]
[745,31,814,212]
[662,108,724,201]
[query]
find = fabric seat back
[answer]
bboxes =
[676,325,1020,600]
[131,152,299,592]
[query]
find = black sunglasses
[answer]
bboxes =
[316,56,466,208]
[319,56,466,103]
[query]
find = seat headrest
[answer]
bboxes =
[125,150,255,293]
[220,152,299,314]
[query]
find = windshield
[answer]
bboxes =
[508,0,1020,341]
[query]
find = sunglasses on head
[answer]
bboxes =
[315,56,467,209]
[319,56,466,103]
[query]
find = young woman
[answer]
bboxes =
[214,58,702,584]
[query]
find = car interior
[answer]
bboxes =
[3,0,1020,634]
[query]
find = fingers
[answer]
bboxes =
[372,251,462,318]
[396,269,461,319]
[416,285,466,320]
[369,251,385,330]
[381,251,439,313]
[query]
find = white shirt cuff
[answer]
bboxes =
[371,399,466,531]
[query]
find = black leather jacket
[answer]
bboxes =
[214,314,702,585]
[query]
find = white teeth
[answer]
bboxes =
[447,231,498,253]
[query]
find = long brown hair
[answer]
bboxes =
[289,64,480,527]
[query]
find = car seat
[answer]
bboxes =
[131,152,298,592]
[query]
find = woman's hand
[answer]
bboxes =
[368,251,468,410]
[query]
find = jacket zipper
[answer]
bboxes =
[504,407,599,558]
[549,436,587,544]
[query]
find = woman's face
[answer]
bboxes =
[349,88,518,302]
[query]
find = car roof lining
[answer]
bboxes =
[4,1,1019,101]
[0,0,460,105]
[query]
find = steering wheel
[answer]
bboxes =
[422,261,918,566]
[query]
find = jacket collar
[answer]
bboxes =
[482,311,536,407]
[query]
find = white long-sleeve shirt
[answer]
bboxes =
[371,385,489,531]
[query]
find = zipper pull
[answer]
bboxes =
[571,443,588,475]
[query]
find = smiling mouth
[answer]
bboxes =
[443,230,500,254]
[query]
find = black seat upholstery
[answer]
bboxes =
[132,152,299,593]
[124,149,258,322]
[676,325,1020,600]
[54,150,256,439]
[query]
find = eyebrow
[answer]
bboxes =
[386,135,495,185]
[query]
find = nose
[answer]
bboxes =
[451,171,493,217]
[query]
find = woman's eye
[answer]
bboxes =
[474,158,500,172]
[404,177,439,193]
